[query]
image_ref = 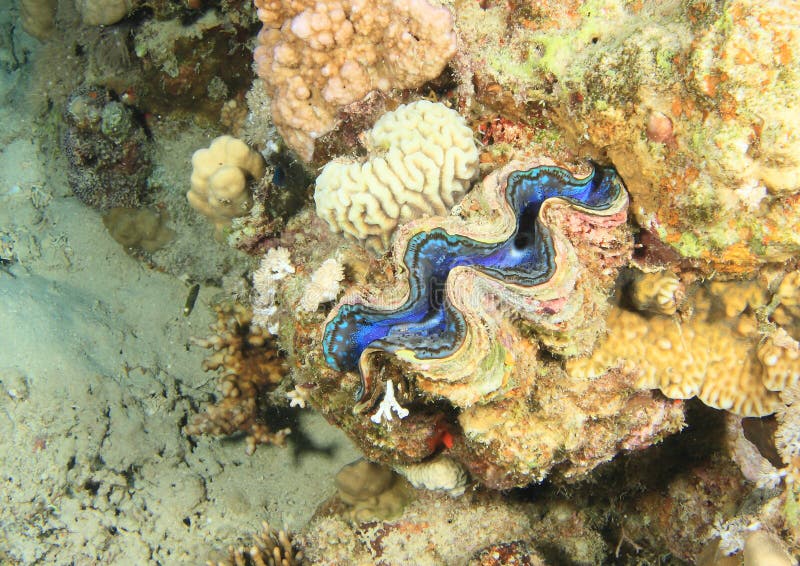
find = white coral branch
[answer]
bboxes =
[370,380,409,424]
[299,258,344,312]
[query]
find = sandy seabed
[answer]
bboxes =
[0,31,359,565]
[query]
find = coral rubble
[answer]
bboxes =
[253,0,457,161]
[62,87,152,210]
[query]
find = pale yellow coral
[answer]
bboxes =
[394,456,468,497]
[299,258,345,312]
[20,0,57,40]
[75,0,137,26]
[253,0,457,161]
[566,305,800,417]
[629,270,683,315]
[314,101,479,252]
[188,136,265,234]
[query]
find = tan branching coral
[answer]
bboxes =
[188,136,265,235]
[185,302,289,455]
[253,0,457,161]
[314,101,479,251]
[566,295,800,416]
[213,521,302,566]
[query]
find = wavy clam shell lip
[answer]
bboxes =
[322,160,629,410]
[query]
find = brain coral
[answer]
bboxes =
[314,100,480,252]
[294,159,683,487]
[253,0,457,161]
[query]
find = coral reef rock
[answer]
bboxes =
[292,159,685,488]
[253,0,457,161]
[314,100,480,252]
[299,490,540,565]
[188,135,265,235]
[63,87,152,210]
[456,0,800,275]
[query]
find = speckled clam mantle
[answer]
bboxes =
[322,160,629,410]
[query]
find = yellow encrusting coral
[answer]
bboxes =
[567,279,800,417]
[629,270,683,315]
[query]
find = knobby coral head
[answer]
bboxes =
[321,160,630,411]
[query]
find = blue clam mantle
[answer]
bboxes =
[322,163,626,403]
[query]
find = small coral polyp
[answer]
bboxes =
[323,160,630,410]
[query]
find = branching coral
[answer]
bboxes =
[253,0,457,161]
[213,521,302,566]
[185,302,289,455]
[314,100,480,251]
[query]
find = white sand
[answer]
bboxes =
[0,35,358,564]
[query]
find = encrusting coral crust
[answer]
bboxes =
[567,280,800,417]
[455,0,800,275]
[253,0,457,161]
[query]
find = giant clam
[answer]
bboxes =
[323,159,631,410]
